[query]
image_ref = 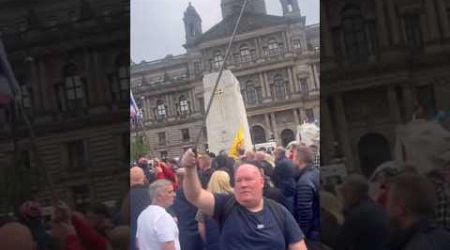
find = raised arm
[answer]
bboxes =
[181,149,215,216]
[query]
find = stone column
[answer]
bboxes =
[436,0,450,38]
[321,0,335,57]
[386,0,401,45]
[37,60,52,112]
[333,94,357,173]
[287,67,295,93]
[311,64,319,90]
[92,51,108,105]
[283,31,291,52]
[255,38,261,58]
[321,99,335,164]
[425,0,440,42]
[264,72,271,97]
[402,85,414,120]
[259,73,267,97]
[293,108,300,124]
[84,51,97,106]
[264,113,272,134]
[29,59,43,114]
[165,94,173,117]
[270,112,279,142]
[387,86,401,123]
[375,0,389,47]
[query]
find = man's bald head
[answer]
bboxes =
[130,167,146,187]
[0,222,35,250]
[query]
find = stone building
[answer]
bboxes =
[321,0,450,176]
[0,0,129,212]
[131,0,320,159]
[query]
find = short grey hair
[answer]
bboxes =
[295,146,314,164]
[342,174,369,199]
[149,179,172,200]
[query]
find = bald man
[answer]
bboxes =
[181,149,307,250]
[130,166,146,187]
[0,222,35,250]
[129,167,150,250]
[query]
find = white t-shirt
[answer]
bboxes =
[136,205,180,250]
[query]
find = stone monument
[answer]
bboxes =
[203,70,253,155]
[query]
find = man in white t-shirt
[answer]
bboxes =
[136,179,180,250]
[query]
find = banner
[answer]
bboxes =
[228,126,244,160]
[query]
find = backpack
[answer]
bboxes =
[218,197,290,249]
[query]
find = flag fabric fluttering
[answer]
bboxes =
[0,39,19,107]
[130,90,141,126]
[229,126,244,160]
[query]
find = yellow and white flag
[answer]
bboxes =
[229,126,245,160]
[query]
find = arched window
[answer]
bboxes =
[267,38,281,56]
[358,133,392,177]
[240,45,251,62]
[281,129,295,147]
[293,38,302,50]
[342,5,369,64]
[251,125,266,144]
[178,95,189,116]
[213,50,224,69]
[273,75,286,99]
[155,99,167,120]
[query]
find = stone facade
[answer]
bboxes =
[0,0,129,212]
[321,0,450,177]
[131,0,320,159]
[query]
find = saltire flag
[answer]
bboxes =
[130,90,141,126]
[0,38,19,107]
[229,126,244,160]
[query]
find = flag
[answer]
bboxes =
[130,90,141,126]
[0,38,19,106]
[229,126,244,160]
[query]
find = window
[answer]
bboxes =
[273,75,286,99]
[240,45,252,62]
[181,128,190,142]
[110,66,129,102]
[293,39,302,50]
[160,151,168,160]
[158,132,166,145]
[66,140,87,170]
[155,100,167,120]
[342,5,369,64]
[198,97,205,113]
[20,84,32,109]
[300,78,309,93]
[19,150,32,169]
[403,14,423,49]
[246,86,258,105]
[57,64,87,112]
[268,39,279,50]
[213,51,224,69]
[71,185,90,212]
[194,62,201,74]
[178,95,189,116]
[251,125,266,144]
[305,109,314,122]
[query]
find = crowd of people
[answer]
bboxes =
[0,197,130,250]
[128,140,449,250]
[1,139,448,250]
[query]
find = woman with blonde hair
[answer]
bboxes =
[196,170,233,250]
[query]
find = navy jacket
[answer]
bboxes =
[173,189,203,250]
[295,164,320,240]
[388,218,450,250]
[129,185,150,250]
[335,197,389,250]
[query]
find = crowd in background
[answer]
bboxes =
[1,137,448,250]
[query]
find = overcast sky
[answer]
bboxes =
[131,0,319,63]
